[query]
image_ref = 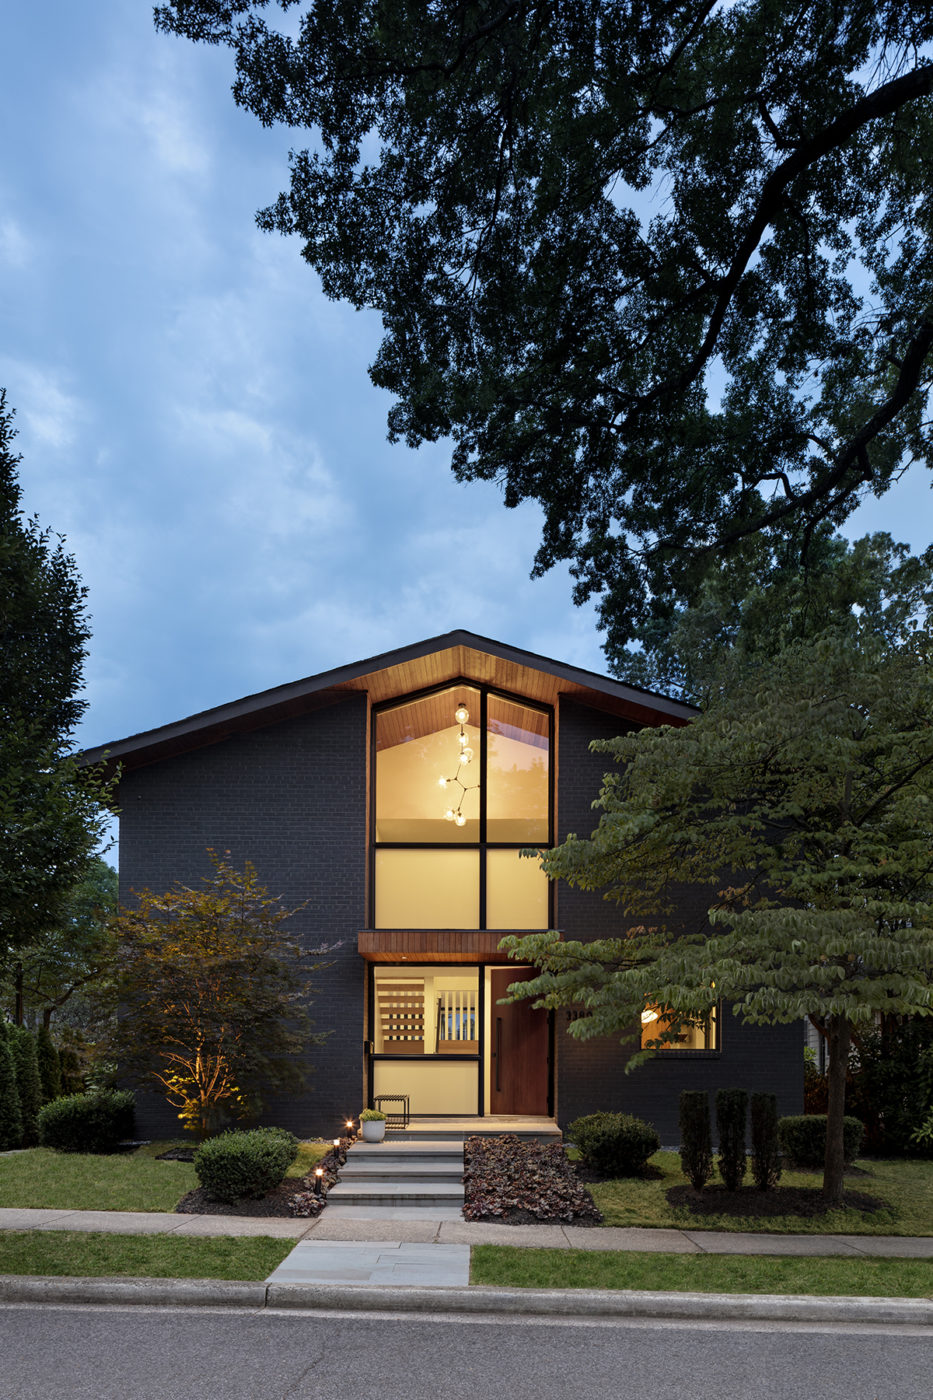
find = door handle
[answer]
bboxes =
[495,1018,502,1093]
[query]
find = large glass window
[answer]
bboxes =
[373,685,551,929]
[373,965,480,1056]
[640,1004,719,1051]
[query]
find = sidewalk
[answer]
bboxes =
[2,1204,932,1255]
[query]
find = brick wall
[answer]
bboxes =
[554,697,803,1142]
[117,694,368,1140]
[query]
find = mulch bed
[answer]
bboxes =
[666,1183,887,1218]
[175,1177,312,1217]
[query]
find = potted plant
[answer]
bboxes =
[360,1109,387,1143]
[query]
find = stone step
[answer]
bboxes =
[339,1162,464,1182]
[326,1181,465,1208]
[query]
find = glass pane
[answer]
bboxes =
[375,686,480,842]
[485,849,550,929]
[373,965,479,1056]
[641,1004,718,1050]
[487,696,549,841]
[374,849,479,928]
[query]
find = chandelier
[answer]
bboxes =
[438,701,480,826]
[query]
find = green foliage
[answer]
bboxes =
[156,4,933,650]
[1,394,111,972]
[846,1020,933,1156]
[193,1127,298,1204]
[0,1030,23,1149]
[778,1116,864,1171]
[57,1033,88,1097]
[359,1109,386,1122]
[678,1091,713,1192]
[716,1089,748,1192]
[104,853,331,1138]
[566,1112,660,1177]
[35,1025,61,1102]
[37,1089,135,1154]
[750,1093,782,1192]
[10,1027,42,1145]
[503,630,933,1202]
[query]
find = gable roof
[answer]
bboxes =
[81,629,696,775]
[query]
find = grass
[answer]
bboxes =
[470,1245,933,1298]
[0,1139,329,1213]
[0,1231,292,1281]
[587,1152,933,1236]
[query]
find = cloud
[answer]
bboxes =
[0,217,31,269]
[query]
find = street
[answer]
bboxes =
[1,1303,930,1400]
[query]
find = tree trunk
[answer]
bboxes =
[823,1015,852,1204]
[14,961,24,1026]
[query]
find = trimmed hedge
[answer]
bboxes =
[716,1087,748,1192]
[750,1092,782,1190]
[0,1033,23,1150]
[567,1112,660,1176]
[36,1025,62,1103]
[679,1090,713,1191]
[37,1089,136,1153]
[194,1127,298,1203]
[11,1029,43,1146]
[778,1114,864,1170]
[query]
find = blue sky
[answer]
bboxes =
[3,1,930,759]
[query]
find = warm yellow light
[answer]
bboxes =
[641,1007,660,1025]
[454,703,469,724]
[315,1167,324,1178]
[459,747,474,764]
[445,808,456,821]
[439,776,448,787]
[333,1138,340,1148]
[454,812,467,827]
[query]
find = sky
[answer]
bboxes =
[3,1,931,766]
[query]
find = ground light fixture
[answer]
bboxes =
[314,1168,324,1197]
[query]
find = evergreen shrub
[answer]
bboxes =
[194,1127,298,1203]
[11,1029,43,1146]
[778,1114,864,1170]
[566,1112,660,1176]
[716,1087,748,1191]
[678,1090,713,1190]
[38,1089,135,1153]
[0,1033,23,1150]
[36,1026,62,1103]
[750,1091,782,1190]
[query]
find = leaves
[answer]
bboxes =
[462,1133,601,1223]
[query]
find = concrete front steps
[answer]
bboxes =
[386,1115,561,1143]
[325,1139,466,1220]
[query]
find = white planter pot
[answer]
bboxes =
[361,1119,386,1142]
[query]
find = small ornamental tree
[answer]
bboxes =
[716,1088,748,1192]
[679,1091,713,1192]
[502,629,933,1204]
[10,1026,42,1145]
[750,1092,782,1191]
[104,853,332,1139]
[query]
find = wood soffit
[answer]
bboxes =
[358,929,547,963]
[81,630,695,775]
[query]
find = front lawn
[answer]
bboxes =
[471,1245,933,1297]
[588,1152,933,1236]
[0,1231,292,1280]
[0,1140,328,1213]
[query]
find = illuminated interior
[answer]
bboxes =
[372,965,481,1113]
[640,1003,719,1051]
[373,685,550,929]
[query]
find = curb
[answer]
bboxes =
[1,1275,931,1326]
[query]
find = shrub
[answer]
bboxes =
[37,1089,136,1153]
[194,1127,298,1203]
[678,1090,713,1191]
[36,1026,62,1103]
[778,1115,864,1170]
[750,1092,782,1190]
[10,1028,43,1146]
[359,1109,386,1122]
[0,1032,23,1150]
[567,1112,660,1176]
[463,1134,601,1223]
[716,1087,748,1191]
[846,1020,933,1156]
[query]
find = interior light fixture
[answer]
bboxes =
[440,700,480,825]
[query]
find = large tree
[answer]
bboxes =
[0,391,109,1000]
[104,854,331,1138]
[156,2,933,649]
[502,628,933,1203]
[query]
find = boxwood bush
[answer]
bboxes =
[778,1114,864,1170]
[194,1127,298,1203]
[567,1112,660,1176]
[37,1089,136,1154]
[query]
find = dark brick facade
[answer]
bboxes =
[553,697,802,1143]
[117,694,368,1140]
[115,675,802,1146]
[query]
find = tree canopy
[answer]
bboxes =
[0,391,110,967]
[104,854,331,1138]
[156,2,933,648]
[502,628,933,1200]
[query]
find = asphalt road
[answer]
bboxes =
[2,1304,932,1400]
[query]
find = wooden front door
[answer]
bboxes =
[489,968,549,1115]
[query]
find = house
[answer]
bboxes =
[82,630,802,1141]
